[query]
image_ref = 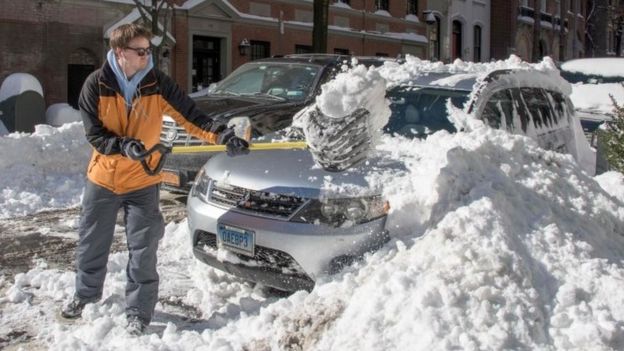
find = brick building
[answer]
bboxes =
[0,0,428,107]
[491,0,587,62]
[585,0,624,57]
[0,0,134,108]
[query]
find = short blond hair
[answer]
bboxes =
[109,24,153,50]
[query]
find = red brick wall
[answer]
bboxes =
[0,0,129,106]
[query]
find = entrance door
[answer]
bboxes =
[192,36,221,92]
[452,21,463,61]
[67,64,94,109]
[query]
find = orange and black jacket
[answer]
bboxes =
[79,61,220,194]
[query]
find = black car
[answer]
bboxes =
[160,54,394,192]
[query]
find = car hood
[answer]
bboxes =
[202,148,404,199]
[193,95,307,135]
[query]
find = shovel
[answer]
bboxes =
[138,117,307,175]
[171,117,307,153]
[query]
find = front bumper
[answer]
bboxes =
[187,196,389,291]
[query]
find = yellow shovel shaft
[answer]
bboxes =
[171,141,307,154]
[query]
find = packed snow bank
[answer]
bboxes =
[46,103,82,127]
[0,73,44,103]
[0,123,89,218]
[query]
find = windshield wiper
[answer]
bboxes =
[213,90,240,96]
[239,92,287,101]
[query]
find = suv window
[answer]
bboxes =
[482,90,514,131]
[214,63,321,101]
[520,88,556,130]
[384,86,469,138]
[510,88,530,133]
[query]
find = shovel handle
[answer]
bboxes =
[138,144,172,176]
[171,141,307,154]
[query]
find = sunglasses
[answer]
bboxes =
[125,46,152,57]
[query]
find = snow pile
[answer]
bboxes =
[1,55,624,350]
[3,119,624,350]
[46,103,82,127]
[0,123,89,218]
[0,73,44,103]
[315,59,391,129]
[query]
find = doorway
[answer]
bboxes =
[452,20,463,61]
[192,36,222,92]
[67,64,95,109]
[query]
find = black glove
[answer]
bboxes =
[209,121,227,134]
[120,137,146,160]
[217,128,250,157]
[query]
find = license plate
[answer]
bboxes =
[217,223,255,257]
[161,170,180,187]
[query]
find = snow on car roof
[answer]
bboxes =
[570,82,624,117]
[377,55,570,94]
[560,58,624,78]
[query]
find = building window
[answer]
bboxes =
[295,9,313,23]
[429,15,440,60]
[249,2,271,17]
[609,29,615,53]
[452,20,463,61]
[474,25,482,62]
[334,48,350,55]
[375,0,389,11]
[376,23,390,33]
[295,44,312,54]
[250,40,270,61]
[334,16,350,28]
[407,0,418,15]
[541,0,546,12]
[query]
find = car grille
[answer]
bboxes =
[195,230,308,276]
[160,116,205,146]
[209,180,308,220]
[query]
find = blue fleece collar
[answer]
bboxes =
[107,49,154,107]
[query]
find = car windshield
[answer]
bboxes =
[213,62,321,101]
[383,86,470,138]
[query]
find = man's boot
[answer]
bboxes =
[60,299,86,319]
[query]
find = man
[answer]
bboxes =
[60,24,248,335]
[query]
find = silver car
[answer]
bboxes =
[188,68,589,291]
[187,147,394,291]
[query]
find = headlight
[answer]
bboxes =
[292,196,389,227]
[190,168,211,203]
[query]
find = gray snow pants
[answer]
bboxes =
[74,180,164,324]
